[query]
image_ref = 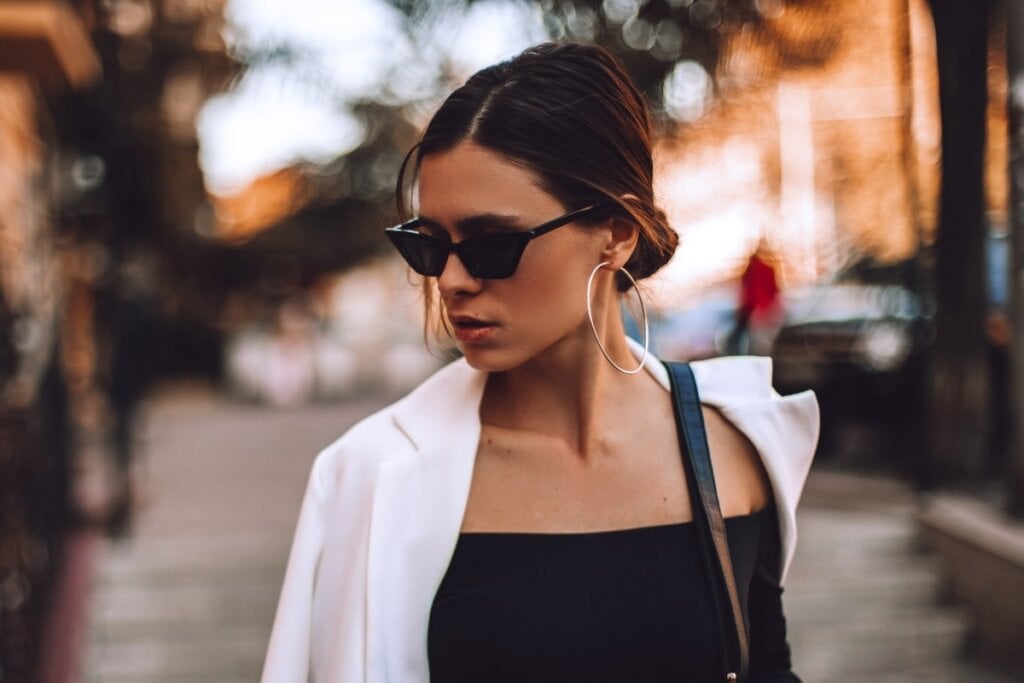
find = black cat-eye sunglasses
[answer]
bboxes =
[384,201,611,280]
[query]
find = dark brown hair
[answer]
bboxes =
[397,42,678,323]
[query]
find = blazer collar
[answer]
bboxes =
[385,339,780,446]
[390,358,488,454]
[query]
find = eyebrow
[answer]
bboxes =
[417,212,526,236]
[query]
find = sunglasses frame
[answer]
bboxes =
[384,201,611,280]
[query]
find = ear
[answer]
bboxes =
[598,199,640,270]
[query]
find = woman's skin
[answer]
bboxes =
[418,141,771,534]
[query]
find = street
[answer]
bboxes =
[79,384,1014,682]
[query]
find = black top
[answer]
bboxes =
[428,505,800,683]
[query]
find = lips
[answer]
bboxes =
[450,315,498,343]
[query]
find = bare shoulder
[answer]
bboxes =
[700,405,772,517]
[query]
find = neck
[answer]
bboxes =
[480,296,649,460]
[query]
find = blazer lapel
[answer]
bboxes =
[365,360,487,682]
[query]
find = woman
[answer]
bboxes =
[262,42,818,682]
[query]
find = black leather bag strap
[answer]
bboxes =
[666,361,750,682]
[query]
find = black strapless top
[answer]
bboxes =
[427,505,799,683]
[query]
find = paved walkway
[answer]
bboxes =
[81,385,391,682]
[787,474,1012,682]
[79,385,1014,682]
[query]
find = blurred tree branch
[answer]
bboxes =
[385,0,839,118]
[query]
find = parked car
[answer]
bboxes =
[770,257,932,462]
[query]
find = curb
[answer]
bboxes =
[917,495,1024,676]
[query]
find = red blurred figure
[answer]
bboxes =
[728,240,781,355]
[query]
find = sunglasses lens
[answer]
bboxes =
[458,233,530,279]
[386,228,534,279]
[386,230,448,276]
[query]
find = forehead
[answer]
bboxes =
[417,141,561,219]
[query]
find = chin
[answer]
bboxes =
[459,346,526,373]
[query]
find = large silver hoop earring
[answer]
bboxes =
[586,261,649,375]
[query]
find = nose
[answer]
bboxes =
[437,252,482,298]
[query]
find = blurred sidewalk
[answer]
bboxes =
[787,470,1013,682]
[80,384,392,682]
[77,386,1014,682]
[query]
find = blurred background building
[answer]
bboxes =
[1,0,1022,680]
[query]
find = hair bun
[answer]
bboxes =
[619,204,678,290]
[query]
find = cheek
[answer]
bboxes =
[507,248,592,326]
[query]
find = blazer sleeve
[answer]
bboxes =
[261,455,328,683]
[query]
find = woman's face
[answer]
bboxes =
[417,141,608,372]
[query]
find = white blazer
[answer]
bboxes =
[262,351,819,683]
